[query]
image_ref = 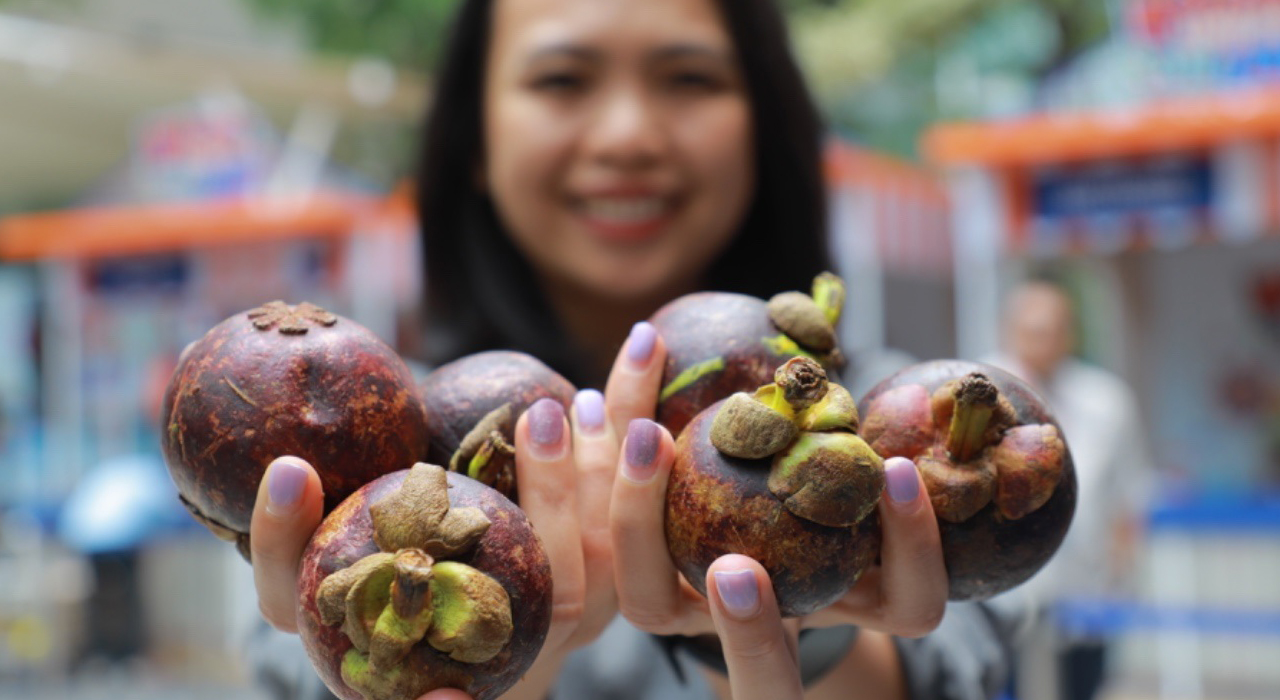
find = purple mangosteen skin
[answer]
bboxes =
[297,469,553,700]
[664,399,881,618]
[418,351,576,467]
[652,293,839,437]
[858,359,1077,601]
[161,304,431,554]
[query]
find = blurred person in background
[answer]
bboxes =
[986,279,1155,700]
[240,0,1031,698]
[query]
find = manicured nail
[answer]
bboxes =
[626,322,657,367]
[528,398,565,449]
[574,389,605,434]
[885,456,920,505]
[623,419,660,482]
[714,569,760,619]
[267,458,308,516]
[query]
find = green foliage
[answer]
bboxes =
[239,0,462,68]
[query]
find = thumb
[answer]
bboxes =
[250,456,325,633]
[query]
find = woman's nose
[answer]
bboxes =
[584,87,666,169]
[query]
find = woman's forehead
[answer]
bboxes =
[490,0,734,56]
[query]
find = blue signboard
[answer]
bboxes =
[1033,157,1213,220]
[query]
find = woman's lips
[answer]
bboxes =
[575,195,674,243]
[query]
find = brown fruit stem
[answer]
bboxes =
[390,549,435,620]
[773,357,829,413]
[946,373,999,463]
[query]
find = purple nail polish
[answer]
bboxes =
[267,459,307,514]
[626,322,657,366]
[885,456,919,505]
[574,390,605,433]
[528,398,565,447]
[623,419,660,481]
[714,569,760,618]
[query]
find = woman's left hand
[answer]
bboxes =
[607,327,949,642]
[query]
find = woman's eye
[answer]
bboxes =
[667,71,724,93]
[531,73,586,92]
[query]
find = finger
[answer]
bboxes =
[706,554,803,700]
[515,398,585,649]
[603,321,666,439]
[611,418,690,635]
[250,456,324,633]
[873,456,948,637]
[566,388,620,646]
[417,690,472,700]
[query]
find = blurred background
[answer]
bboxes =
[0,0,1278,698]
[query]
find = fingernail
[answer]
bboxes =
[574,389,605,435]
[626,322,657,367]
[622,419,660,482]
[714,569,760,619]
[528,398,565,449]
[885,456,920,505]
[267,458,307,516]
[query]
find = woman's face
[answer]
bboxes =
[483,0,755,303]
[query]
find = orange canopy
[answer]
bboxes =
[0,188,408,261]
[923,88,1280,167]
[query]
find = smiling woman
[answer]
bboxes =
[416,0,828,387]
[244,0,1026,699]
[484,0,754,309]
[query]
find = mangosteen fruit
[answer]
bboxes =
[651,272,847,437]
[161,301,431,560]
[858,360,1077,601]
[665,357,883,617]
[297,462,553,700]
[418,351,576,501]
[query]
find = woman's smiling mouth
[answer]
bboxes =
[575,195,677,242]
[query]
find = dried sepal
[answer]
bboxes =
[463,432,516,499]
[369,463,490,554]
[916,449,997,523]
[449,403,514,473]
[341,556,398,653]
[991,424,1066,520]
[861,383,935,459]
[796,383,859,433]
[767,291,836,353]
[768,432,885,527]
[710,392,798,459]
[426,561,514,664]
[317,552,396,627]
[421,506,492,559]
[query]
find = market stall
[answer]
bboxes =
[923,88,1280,697]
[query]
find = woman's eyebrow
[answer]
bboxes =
[649,44,733,63]
[524,43,601,64]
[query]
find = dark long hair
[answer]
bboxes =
[416,0,831,385]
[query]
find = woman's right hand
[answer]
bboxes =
[245,339,663,695]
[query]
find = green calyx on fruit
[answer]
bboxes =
[370,463,491,557]
[811,271,845,326]
[768,431,884,527]
[710,357,884,527]
[450,403,517,496]
[874,372,1066,524]
[316,463,513,698]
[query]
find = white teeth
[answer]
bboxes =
[581,197,665,223]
